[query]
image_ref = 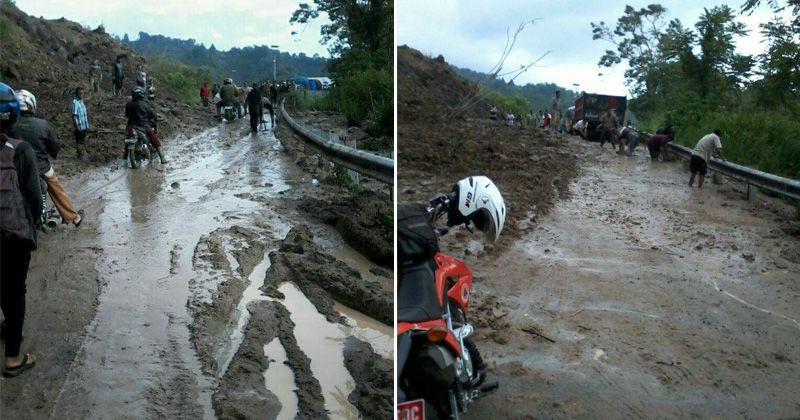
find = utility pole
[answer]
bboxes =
[270,45,280,81]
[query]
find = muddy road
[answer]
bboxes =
[0,117,392,419]
[434,137,800,419]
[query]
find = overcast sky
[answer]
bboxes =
[15,0,330,57]
[397,0,792,97]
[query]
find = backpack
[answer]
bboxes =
[397,203,439,263]
[0,138,33,244]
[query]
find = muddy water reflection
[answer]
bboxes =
[263,339,299,420]
[277,282,359,419]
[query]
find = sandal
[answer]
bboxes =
[74,209,85,227]
[3,353,36,378]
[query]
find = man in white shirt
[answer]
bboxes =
[689,129,726,188]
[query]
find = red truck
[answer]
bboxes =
[573,92,627,141]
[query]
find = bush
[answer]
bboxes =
[325,68,392,137]
[147,57,212,105]
[482,89,529,120]
[670,111,800,180]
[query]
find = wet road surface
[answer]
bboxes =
[460,138,800,419]
[1,120,391,419]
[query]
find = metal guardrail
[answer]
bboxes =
[280,102,394,184]
[667,143,800,201]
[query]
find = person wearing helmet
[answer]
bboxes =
[0,82,42,378]
[219,78,240,119]
[125,86,167,164]
[11,89,84,227]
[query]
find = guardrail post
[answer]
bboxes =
[348,137,360,186]
[747,183,759,201]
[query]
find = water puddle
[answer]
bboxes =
[335,302,393,360]
[277,282,360,419]
[217,250,273,377]
[263,339,299,420]
[332,245,392,292]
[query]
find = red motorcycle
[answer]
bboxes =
[397,176,506,420]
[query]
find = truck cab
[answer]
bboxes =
[573,93,627,141]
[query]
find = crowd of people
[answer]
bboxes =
[489,89,728,189]
[205,78,281,133]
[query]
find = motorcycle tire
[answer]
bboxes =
[129,145,139,168]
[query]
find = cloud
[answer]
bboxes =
[398,0,793,97]
[14,0,330,56]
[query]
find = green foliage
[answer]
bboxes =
[292,1,393,138]
[452,65,578,112]
[482,89,529,119]
[322,68,392,136]
[598,3,800,180]
[668,111,800,179]
[147,57,212,105]
[123,32,327,83]
[326,163,363,192]
[374,210,393,241]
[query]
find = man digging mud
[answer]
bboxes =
[689,129,725,188]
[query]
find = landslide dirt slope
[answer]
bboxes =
[0,2,215,174]
[397,45,578,246]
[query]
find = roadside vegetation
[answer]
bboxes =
[593,1,800,179]
[291,0,393,138]
[147,57,212,105]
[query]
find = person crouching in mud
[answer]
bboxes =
[125,87,167,164]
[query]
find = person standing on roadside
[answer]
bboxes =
[550,90,562,133]
[689,129,726,188]
[70,87,89,159]
[200,82,210,107]
[136,65,147,92]
[12,89,83,226]
[1,83,43,378]
[269,81,278,108]
[112,56,124,97]
[88,60,102,94]
[599,107,619,149]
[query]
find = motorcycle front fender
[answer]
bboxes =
[398,332,413,385]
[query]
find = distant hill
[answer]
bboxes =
[451,65,578,112]
[121,31,328,84]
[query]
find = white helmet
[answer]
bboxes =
[16,89,36,113]
[449,176,506,243]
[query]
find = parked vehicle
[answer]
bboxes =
[397,176,506,420]
[573,92,627,141]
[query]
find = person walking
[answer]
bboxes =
[12,89,83,226]
[550,90,562,133]
[246,83,262,133]
[200,82,210,107]
[112,56,124,97]
[71,87,90,159]
[0,82,42,378]
[689,129,726,188]
[88,60,102,94]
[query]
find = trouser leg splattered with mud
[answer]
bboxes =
[44,170,79,223]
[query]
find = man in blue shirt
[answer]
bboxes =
[71,87,89,159]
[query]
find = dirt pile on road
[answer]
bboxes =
[0,2,215,174]
[397,46,579,246]
[262,225,393,326]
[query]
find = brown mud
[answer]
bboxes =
[343,336,394,419]
[459,141,800,419]
[397,45,800,418]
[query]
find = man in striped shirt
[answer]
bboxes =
[71,87,89,159]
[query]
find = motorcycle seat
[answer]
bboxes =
[398,260,443,323]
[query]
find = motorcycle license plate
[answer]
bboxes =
[397,399,424,420]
